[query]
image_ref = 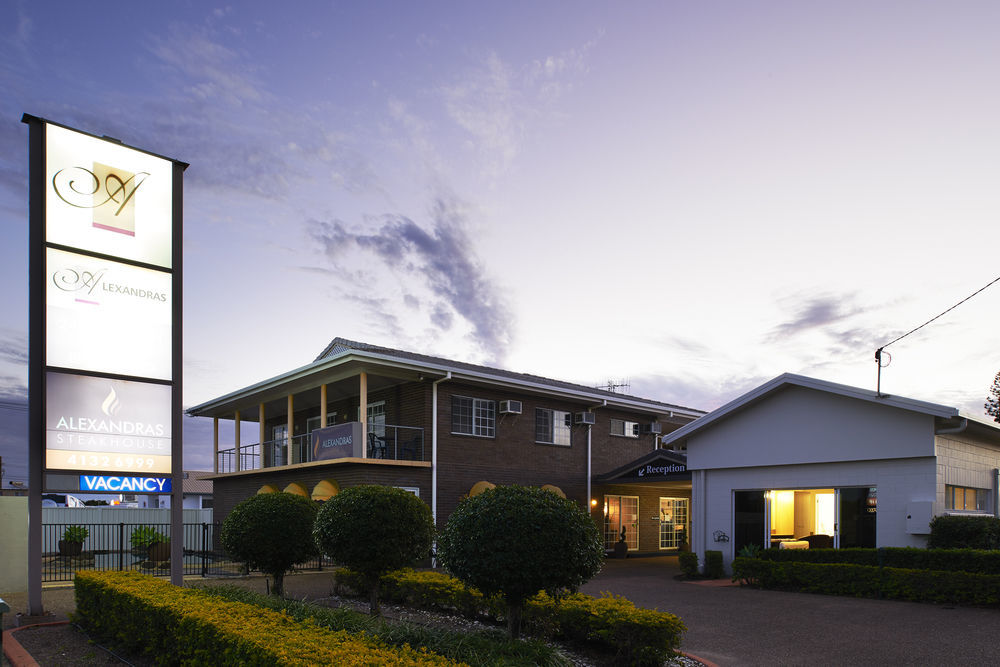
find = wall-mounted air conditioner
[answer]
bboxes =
[499,400,522,414]
[642,422,662,434]
[574,412,596,425]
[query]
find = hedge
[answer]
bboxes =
[928,515,1000,550]
[758,547,1000,574]
[74,570,460,666]
[732,557,1000,606]
[333,567,686,665]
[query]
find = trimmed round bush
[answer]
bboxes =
[313,485,434,615]
[220,492,319,596]
[436,485,604,638]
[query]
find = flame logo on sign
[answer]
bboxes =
[101,386,121,417]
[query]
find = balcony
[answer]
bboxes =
[216,424,424,474]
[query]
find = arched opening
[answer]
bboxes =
[312,479,340,502]
[256,484,279,495]
[283,482,309,497]
[469,480,496,497]
[541,484,566,498]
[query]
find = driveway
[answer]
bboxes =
[581,556,997,666]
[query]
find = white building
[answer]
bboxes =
[659,374,1000,568]
[136,471,214,510]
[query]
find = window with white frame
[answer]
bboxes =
[451,396,496,437]
[610,418,639,438]
[946,485,989,511]
[535,408,571,446]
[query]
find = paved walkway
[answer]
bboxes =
[4,558,997,665]
[582,556,997,666]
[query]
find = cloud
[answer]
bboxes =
[0,330,28,366]
[310,197,513,363]
[631,372,771,413]
[770,294,865,339]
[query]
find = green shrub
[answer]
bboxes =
[704,550,724,579]
[314,485,435,616]
[129,526,166,550]
[678,552,699,579]
[527,592,686,667]
[437,485,603,638]
[928,515,1000,550]
[333,567,686,665]
[220,492,319,596]
[731,557,1000,606]
[62,525,89,543]
[73,570,458,666]
[758,546,1000,574]
[200,583,564,667]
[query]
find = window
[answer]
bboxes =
[946,485,988,511]
[535,408,571,446]
[610,418,639,438]
[451,396,496,437]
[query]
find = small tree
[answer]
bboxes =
[986,370,1000,423]
[436,485,604,639]
[220,492,319,596]
[313,485,434,615]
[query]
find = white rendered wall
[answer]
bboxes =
[687,386,936,471]
[0,497,28,593]
[693,458,936,569]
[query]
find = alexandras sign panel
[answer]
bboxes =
[46,247,171,379]
[45,372,171,474]
[45,123,173,269]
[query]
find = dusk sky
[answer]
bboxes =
[2,2,1000,485]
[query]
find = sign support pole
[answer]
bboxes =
[26,115,44,617]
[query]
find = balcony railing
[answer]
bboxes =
[217,424,424,473]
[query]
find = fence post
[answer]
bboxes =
[118,523,124,571]
[201,523,208,577]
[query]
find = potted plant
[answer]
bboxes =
[59,525,89,557]
[130,526,168,560]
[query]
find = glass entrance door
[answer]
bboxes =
[837,487,877,548]
[659,498,689,550]
[733,490,766,554]
[604,495,639,550]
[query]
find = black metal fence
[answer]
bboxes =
[42,521,338,583]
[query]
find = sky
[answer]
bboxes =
[2,1,1000,486]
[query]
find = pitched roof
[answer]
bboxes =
[659,373,971,449]
[182,471,213,495]
[188,337,704,419]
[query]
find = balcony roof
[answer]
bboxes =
[187,337,706,422]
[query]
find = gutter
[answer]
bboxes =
[936,417,968,435]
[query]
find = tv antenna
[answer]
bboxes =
[875,274,1000,396]
[599,378,630,394]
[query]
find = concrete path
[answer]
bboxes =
[581,556,997,666]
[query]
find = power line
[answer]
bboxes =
[875,273,1000,395]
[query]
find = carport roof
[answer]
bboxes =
[657,373,1000,449]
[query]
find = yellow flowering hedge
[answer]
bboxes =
[525,592,686,667]
[333,567,686,664]
[74,571,463,666]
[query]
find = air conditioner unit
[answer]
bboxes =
[574,412,596,425]
[499,400,522,414]
[642,422,663,434]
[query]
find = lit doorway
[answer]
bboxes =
[604,495,638,550]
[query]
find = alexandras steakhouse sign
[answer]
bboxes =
[25,115,184,481]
